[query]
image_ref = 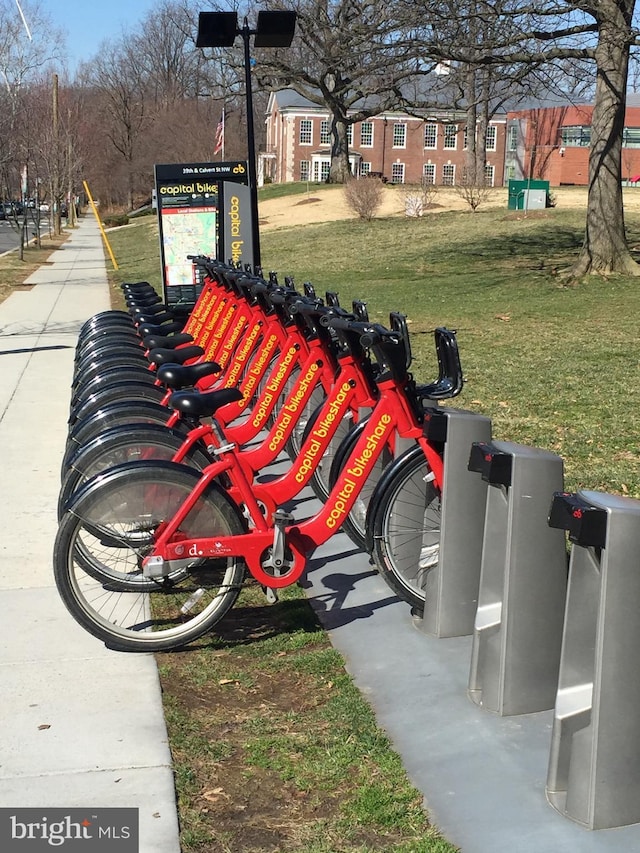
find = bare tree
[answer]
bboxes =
[403,0,639,276]
[255,0,417,183]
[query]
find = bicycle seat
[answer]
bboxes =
[156,361,221,390]
[148,345,204,366]
[142,332,194,350]
[169,387,244,417]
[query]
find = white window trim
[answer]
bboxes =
[392,123,407,149]
[424,123,437,150]
[391,162,406,183]
[299,119,313,146]
[443,124,458,151]
[361,122,374,148]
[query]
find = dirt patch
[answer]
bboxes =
[158,588,437,853]
[258,184,640,233]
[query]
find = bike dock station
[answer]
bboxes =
[546,490,640,830]
[342,422,640,850]
[417,406,492,638]
[467,440,567,716]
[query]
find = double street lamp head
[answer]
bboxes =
[196,10,297,48]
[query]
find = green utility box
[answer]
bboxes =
[507,179,550,210]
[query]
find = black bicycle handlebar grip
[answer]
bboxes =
[324,316,367,332]
[289,300,327,317]
[250,281,269,295]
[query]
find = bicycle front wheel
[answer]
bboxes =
[54,461,246,651]
[368,446,441,612]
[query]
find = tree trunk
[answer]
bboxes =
[329,115,351,183]
[464,64,478,184]
[573,0,639,276]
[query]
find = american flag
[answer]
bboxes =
[214,113,224,157]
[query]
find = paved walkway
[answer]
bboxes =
[0,218,180,852]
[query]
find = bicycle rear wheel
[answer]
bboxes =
[368,445,441,612]
[54,461,246,651]
[59,424,213,518]
[328,417,395,549]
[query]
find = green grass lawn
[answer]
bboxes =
[109,202,640,498]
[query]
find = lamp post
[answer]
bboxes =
[196,10,296,268]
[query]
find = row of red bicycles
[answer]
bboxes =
[54,258,464,651]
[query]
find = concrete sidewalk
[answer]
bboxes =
[0,218,180,852]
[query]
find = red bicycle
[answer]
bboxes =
[53,318,462,651]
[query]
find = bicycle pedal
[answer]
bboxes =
[262,585,279,604]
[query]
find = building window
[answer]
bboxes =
[393,123,406,148]
[361,122,373,147]
[424,123,437,149]
[347,124,353,145]
[320,120,331,146]
[443,124,457,150]
[300,160,310,181]
[313,159,331,182]
[506,164,516,179]
[507,124,518,151]
[391,162,405,183]
[486,126,497,151]
[623,127,640,148]
[360,162,372,176]
[442,163,455,185]
[423,163,436,184]
[484,164,495,186]
[561,125,591,147]
[299,119,313,145]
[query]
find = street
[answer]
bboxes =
[0,220,22,255]
[0,215,52,255]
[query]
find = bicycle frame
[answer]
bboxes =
[143,372,444,591]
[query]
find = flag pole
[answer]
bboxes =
[221,106,225,161]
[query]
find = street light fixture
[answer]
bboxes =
[196,10,297,268]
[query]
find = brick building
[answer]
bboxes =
[505,95,640,186]
[261,89,508,187]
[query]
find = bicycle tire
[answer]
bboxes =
[68,381,166,424]
[368,445,441,612]
[63,400,181,471]
[54,461,246,651]
[71,368,157,407]
[58,424,213,518]
[327,416,395,549]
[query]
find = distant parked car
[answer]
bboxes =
[0,206,5,221]
[39,202,50,212]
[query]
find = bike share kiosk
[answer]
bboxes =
[466,441,567,715]
[418,406,492,638]
[154,160,253,315]
[546,490,640,830]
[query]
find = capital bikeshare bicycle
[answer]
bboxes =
[53,318,461,651]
